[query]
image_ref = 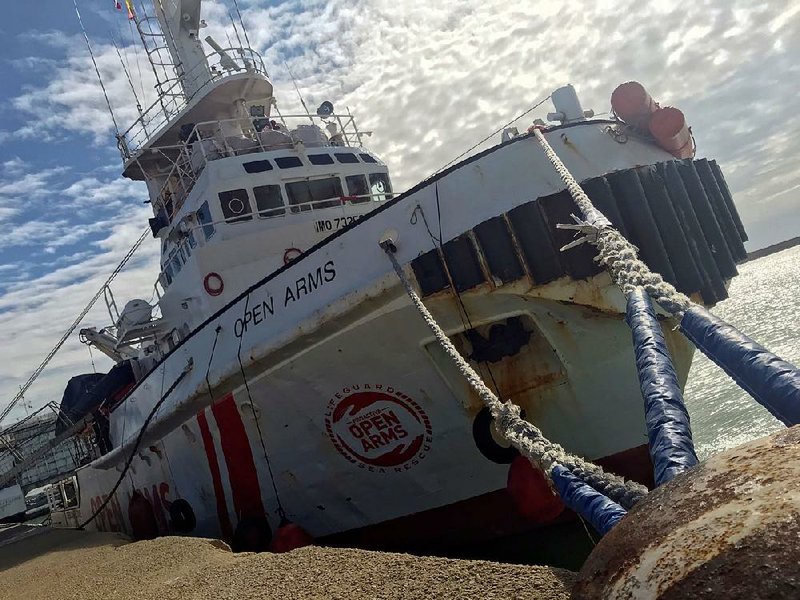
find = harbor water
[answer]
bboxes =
[684,245,799,460]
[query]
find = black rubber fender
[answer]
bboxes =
[169,498,197,534]
[472,406,519,464]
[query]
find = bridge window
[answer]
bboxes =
[308,154,334,165]
[335,152,358,164]
[197,201,215,240]
[162,264,173,286]
[275,156,303,169]
[345,175,370,203]
[359,153,377,163]
[286,177,343,213]
[243,160,273,173]
[170,251,182,277]
[219,189,253,222]
[369,173,393,202]
[254,184,286,218]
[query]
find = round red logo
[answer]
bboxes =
[325,385,432,472]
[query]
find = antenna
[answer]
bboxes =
[111,35,144,118]
[72,0,120,136]
[232,0,253,50]
[228,11,252,69]
[284,62,314,123]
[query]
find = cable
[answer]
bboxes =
[76,361,191,530]
[232,0,252,50]
[235,294,286,520]
[73,0,120,136]
[431,94,552,176]
[0,228,150,425]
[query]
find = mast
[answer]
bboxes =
[152,0,210,98]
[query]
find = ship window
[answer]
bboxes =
[369,173,393,202]
[335,152,358,164]
[163,263,174,286]
[359,153,377,163]
[187,231,197,249]
[253,184,286,218]
[275,156,303,169]
[285,177,343,213]
[345,175,370,203]
[197,201,215,240]
[243,160,273,173]
[308,154,334,165]
[62,480,78,509]
[219,189,253,223]
[170,251,182,276]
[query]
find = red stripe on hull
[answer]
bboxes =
[196,410,234,540]
[211,393,265,520]
[322,443,654,551]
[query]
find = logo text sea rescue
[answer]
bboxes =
[234,260,336,338]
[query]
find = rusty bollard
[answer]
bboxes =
[573,426,800,599]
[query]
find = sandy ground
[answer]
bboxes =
[0,527,576,599]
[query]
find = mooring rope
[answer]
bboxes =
[380,240,648,508]
[532,128,692,317]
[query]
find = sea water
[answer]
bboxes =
[684,245,800,460]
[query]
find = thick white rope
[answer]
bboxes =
[381,243,648,508]
[532,128,692,317]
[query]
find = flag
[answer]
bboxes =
[125,0,135,19]
[114,1,122,9]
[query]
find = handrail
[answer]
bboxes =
[119,46,268,160]
[144,112,372,213]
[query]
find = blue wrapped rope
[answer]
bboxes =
[626,289,699,486]
[551,465,627,535]
[681,305,800,426]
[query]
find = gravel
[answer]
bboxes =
[0,529,576,599]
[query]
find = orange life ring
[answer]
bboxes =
[203,272,224,296]
[283,248,302,265]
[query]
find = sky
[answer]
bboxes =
[0,0,798,424]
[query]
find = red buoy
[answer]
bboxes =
[649,107,693,159]
[611,81,658,130]
[269,520,314,553]
[506,455,564,524]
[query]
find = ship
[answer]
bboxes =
[15,0,748,554]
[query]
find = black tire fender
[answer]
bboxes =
[169,499,197,534]
[471,406,519,464]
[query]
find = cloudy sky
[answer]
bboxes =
[0,0,798,423]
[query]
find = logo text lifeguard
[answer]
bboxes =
[325,385,432,473]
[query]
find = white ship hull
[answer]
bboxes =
[70,122,745,549]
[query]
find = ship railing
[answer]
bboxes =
[142,111,372,214]
[182,111,371,177]
[118,47,268,161]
